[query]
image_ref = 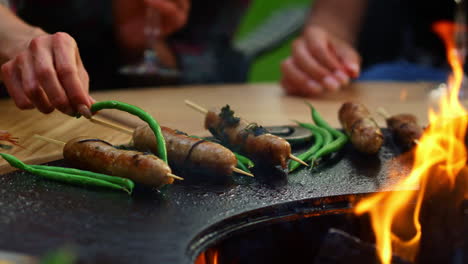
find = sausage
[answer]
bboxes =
[386,114,423,148]
[204,106,291,169]
[338,102,384,154]
[132,125,238,176]
[63,137,173,188]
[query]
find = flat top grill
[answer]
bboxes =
[0,130,413,264]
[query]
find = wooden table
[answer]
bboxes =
[0,82,437,174]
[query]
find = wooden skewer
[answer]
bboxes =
[90,117,133,135]
[184,100,309,167]
[376,107,420,146]
[33,134,65,146]
[232,167,254,177]
[33,134,183,181]
[89,117,255,177]
[376,107,391,119]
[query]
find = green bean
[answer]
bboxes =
[90,101,167,163]
[289,122,326,172]
[236,159,251,174]
[305,102,349,165]
[309,133,348,165]
[29,167,131,194]
[30,165,134,192]
[0,153,132,194]
[306,102,346,139]
[234,152,254,168]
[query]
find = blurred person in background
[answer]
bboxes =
[0,0,250,116]
[282,0,458,97]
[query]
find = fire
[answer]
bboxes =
[354,21,468,263]
[195,248,219,264]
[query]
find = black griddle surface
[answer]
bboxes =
[0,130,414,263]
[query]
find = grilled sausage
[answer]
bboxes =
[133,125,238,176]
[338,102,383,154]
[204,107,291,169]
[63,137,173,188]
[386,114,423,149]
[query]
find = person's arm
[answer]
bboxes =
[281,0,367,97]
[0,4,93,117]
[0,5,44,65]
[308,0,367,46]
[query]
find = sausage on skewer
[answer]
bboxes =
[204,105,292,169]
[338,102,384,154]
[133,125,239,176]
[63,137,174,188]
[383,113,423,149]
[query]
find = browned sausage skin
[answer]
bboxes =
[63,137,173,188]
[386,114,423,148]
[204,106,291,169]
[338,102,384,154]
[133,125,238,176]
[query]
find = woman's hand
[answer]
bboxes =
[281,25,361,97]
[1,31,93,117]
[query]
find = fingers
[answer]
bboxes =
[16,52,54,114]
[30,35,71,114]
[281,57,323,97]
[335,42,361,78]
[281,26,362,97]
[303,27,343,73]
[1,32,92,116]
[145,0,189,34]
[52,33,91,112]
[1,61,34,110]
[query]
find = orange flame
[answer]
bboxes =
[195,249,219,264]
[354,21,468,263]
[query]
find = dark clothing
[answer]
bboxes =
[9,0,251,89]
[358,0,457,71]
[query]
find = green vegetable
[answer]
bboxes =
[307,102,346,139]
[306,103,348,165]
[234,152,254,168]
[90,101,167,163]
[309,133,348,165]
[30,165,134,192]
[236,158,251,174]
[0,153,132,194]
[289,122,326,172]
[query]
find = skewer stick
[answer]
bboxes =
[167,173,184,181]
[376,107,391,119]
[184,99,208,114]
[376,107,420,146]
[233,167,254,177]
[88,116,256,176]
[33,134,183,181]
[33,134,65,146]
[90,117,133,135]
[184,100,309,167]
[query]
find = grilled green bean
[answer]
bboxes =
[90,101,167,163]
[305,103,348,165]
[234,152,254,168]
[30,165,134,192]
[0,153,132,194]
[289,122,327,172]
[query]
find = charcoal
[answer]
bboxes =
[313,228,410,264]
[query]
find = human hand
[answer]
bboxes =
[281,26,361,97]
[114,0,190,56]
[0,32,93,117]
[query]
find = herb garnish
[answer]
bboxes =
[219,105,240,126]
